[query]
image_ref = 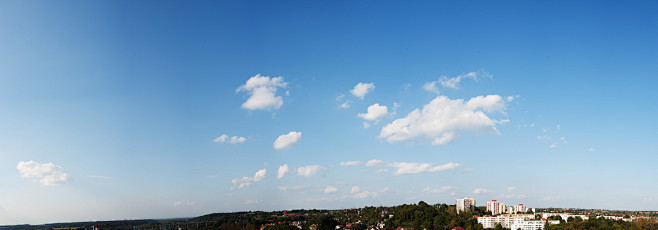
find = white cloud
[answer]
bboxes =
[560,137,568,143]
[588,147,595,152]
[358,104,389,121]
[549,143,557,148]
[273,131,302,149]
[324,186,338,194]
[466,95,506,112]
[231,169,266,189]
[230,136,246,143]
[340,102,350,109]
[506,95,519,102]
[423,81,439,94]
[473,188,489,194]
[236,74,288,110]
[336,94,351,109]
[438,71,492,89]
[507,186,516,192]
[297,165,325,177]
[380,95,507,145]
[449,192,456,196]
[173,201,196,207]
[213,134,246,144]
[340,161,362,166]
[353,191,375,199]
[431,132,457,145]
[245,199,260,204]
[351,186,361,193]
[277,164,292,179]
[537,135,550,140]
[213,134,228,143]
[389,162,460,176]
[422,186,456,193]
[362,122,371,129]
[350,82,375,99]
[277,185,306,191]
[365,159,383,167]
[16,161,71,185]
[556,124,561,130]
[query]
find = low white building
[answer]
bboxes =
[477,217,524,229]
[510,220,545,230]
[510,220,559,230]
[540,213,589,222]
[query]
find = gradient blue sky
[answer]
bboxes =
[1,0,658,225]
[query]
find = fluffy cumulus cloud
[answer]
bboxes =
[389,162,460,176]
[357,104,389,121]
[379,95,507,145]
[365,159,383,167]
[277,164,292,179]
[236,74,288,110]
[231,169,266,189]
[16,161,71,185]
[273,131,302,149]
[324,186,338,194]
[473,188,489,194]
[297,165,325,177]
[340,161,362,166]
[213,134,246,144]
[350,82,375,99]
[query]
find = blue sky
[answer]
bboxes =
[1,0,658,225]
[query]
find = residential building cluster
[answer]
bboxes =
[458,198,559,230]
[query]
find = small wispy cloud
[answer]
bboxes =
[422,186,456,193]
[245,199,260,204]
[340,161,362,166]
[389,162,460,176]
[213,134,246,144]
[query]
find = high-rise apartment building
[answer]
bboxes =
[487,200,500,215]
[498,202,507,215]
[486,200,505,215]
[456,197,476,214]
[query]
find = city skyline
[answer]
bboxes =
[1,0,658,226]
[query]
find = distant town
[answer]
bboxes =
[2,198,657,230]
